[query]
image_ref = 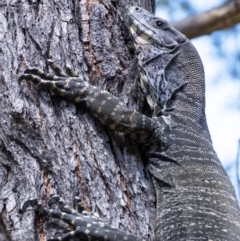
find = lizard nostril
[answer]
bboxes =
[135,7,140,11]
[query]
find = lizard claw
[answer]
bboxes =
[45,59,54,65]
[48,195,61,206]
[20,199,39,213]
[18,74,27,85]
[73,196,85,213]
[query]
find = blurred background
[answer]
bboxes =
[156,0,240,199]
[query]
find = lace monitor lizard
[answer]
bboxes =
[19,6,240,241]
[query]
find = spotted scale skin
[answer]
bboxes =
[19,6,240,241]
[21,195,143,241]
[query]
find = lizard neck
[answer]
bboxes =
[164,42,208,130]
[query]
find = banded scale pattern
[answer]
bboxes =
[18,59,158,145]
[21,196,144,241]
[19,5,240,241]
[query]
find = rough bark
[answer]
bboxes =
[0,215,11,241]
[0,0,156,240]
[171,0,240,39]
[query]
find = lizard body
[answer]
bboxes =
[20,6,240,241]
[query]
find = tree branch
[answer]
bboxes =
[171,0,240,39]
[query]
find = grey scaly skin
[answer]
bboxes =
[19,6,240,241]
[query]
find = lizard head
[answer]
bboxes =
[127,6,203,116]
[128,6,187,52]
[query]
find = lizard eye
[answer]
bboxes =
[135,7,142,13]
[154,20,164,28]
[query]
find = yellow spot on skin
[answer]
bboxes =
[100,115,110,125]
[94,92,100,97]
[85,229,90,234]
[130,24,137,35]
[93,212,100,218]
[64,78,71,88]
[129,111,137,122]
[70,231,75,236]
[97,107,102,113]
[87,223,92,227]
[99,222,105,227]
[79,85,88,95]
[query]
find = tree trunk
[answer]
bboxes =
[0,0,155,240]
[0,215,11,241]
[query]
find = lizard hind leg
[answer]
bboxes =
[20,198,71,221]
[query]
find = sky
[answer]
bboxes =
[156,0,240,198]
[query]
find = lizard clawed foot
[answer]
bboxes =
[20,196,141,241]
[18,60,87,99]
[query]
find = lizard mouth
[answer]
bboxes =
[128,8,178,50]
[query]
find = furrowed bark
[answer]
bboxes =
[0,1,155,240]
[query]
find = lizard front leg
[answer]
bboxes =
[18,60,159,144]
